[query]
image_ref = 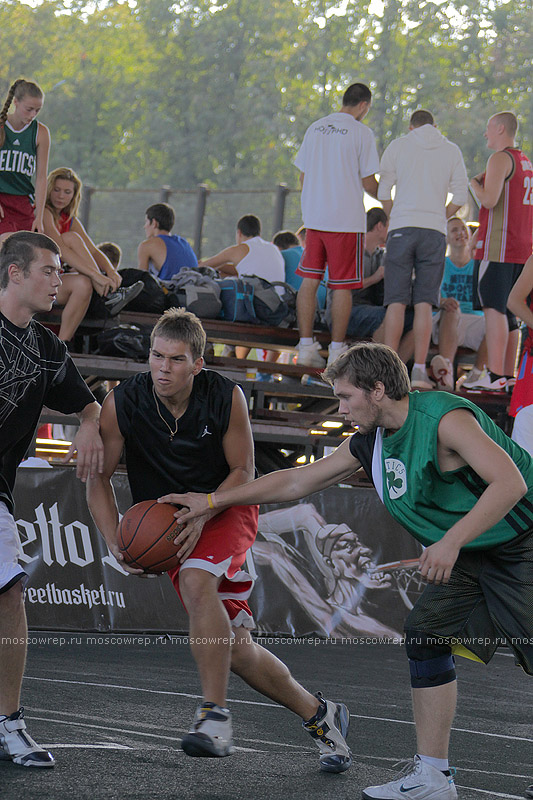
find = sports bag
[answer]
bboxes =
[161,267,222,319]
[96,324,151,360]
[240,275,293,326]
[217,277,258,323]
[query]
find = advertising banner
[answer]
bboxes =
[15,467,423,636]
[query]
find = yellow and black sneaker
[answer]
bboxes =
[303,692,352,773]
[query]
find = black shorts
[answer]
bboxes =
[473,260,524,329]
[405,527,533,675]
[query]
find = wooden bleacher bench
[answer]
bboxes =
[36,308,512,444]
[36,308,330,355]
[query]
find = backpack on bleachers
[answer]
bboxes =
[217,277,258,323]
[160,267,222,319]
[95,324,151,360]
[241,275,293,327]
[118,268,167,314]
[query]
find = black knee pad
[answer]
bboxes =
[404,628,456,688]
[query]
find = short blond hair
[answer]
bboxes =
[150,308,206,360]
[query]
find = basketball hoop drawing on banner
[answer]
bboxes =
[368,559,425,610]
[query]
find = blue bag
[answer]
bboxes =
[217,278,258,323]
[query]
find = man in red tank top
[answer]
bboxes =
[468,112,533,391]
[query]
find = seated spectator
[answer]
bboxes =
[43,167,141,340]
[137,202,198,280]
[430,217,486,390]
[200,214,284,283]
[273,229,326,309]
[97,241,122,269]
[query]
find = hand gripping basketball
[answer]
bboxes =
[117,500,186,573]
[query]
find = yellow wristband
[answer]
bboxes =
[207,493,215,510]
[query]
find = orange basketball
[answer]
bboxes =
[117,500,185,573]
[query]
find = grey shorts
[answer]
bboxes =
[405,527,533,675]
[384,227,446,306]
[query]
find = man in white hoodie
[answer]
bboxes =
[378,110,468,389]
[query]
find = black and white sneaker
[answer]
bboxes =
[104,281,144,316]
[181,702,235,758]
[525,784,533,799]
[303,692,352,773]
[0,707,55,767]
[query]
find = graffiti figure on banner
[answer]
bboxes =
[250,503,421,638]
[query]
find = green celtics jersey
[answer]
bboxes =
[349,391,533,549]
[0,119,38,197]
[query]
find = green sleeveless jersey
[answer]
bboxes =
[349,391,533,549]
[0,119,38,198]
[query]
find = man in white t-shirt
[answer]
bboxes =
[199,214,284,283]
[293,82,379,367]
[378,109,468,389]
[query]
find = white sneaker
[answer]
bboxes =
[181,702,235,758]
[363,755,457,799]
[0,708,55,767]
[302,692,352,773]
[410,365,434,391]
[296,341,326,367]
[430,355,454,391]
[458,365,483,390]
[461,368,507,391]
[327,343,349,367]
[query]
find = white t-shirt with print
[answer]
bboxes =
[294,112,379,233]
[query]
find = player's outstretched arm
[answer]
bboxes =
[62,400,104,482]
[160,437,361,521]
[86,392,143,574]
[419,409,528,585]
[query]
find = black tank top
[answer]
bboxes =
[114,369,234,502]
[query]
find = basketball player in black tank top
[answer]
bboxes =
[87,308,352,770]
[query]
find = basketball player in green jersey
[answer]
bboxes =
[167,341,533,800]
[0,79,50,239]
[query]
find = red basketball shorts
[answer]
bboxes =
[167,505,259,629]
[296,229,364,289]
[0,193,35,234]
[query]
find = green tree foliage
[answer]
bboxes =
[1,0,531,192]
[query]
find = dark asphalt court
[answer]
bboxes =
[1,634,531,800]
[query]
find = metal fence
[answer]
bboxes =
[80,183,303,268]
[80,183,480,269]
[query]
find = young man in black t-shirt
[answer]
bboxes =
[87,308,352,771]
[0,231,104,768]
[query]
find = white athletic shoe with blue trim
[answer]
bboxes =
[0,708,55,767]
[363,755,457,799]
[303,692,352,773]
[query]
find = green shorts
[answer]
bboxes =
[405,527,533,675]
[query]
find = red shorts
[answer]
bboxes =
[0,193,35,234]
[510,348,533,418]
[296,229,364,289]
[167,505,259,629]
